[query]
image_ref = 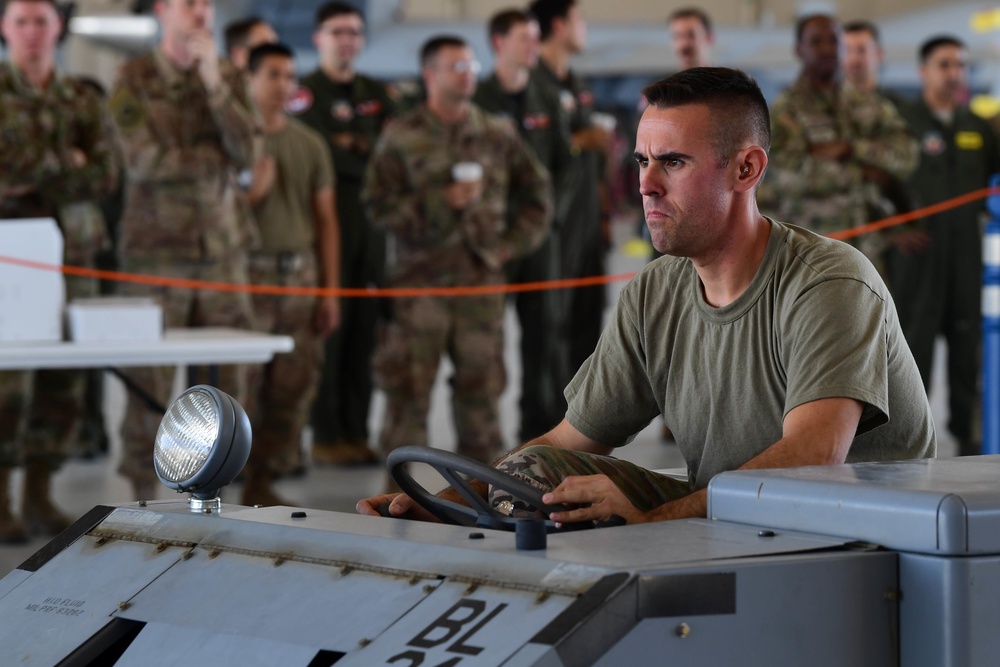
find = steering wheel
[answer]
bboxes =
[385,446,577,531]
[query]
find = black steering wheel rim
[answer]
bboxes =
[386,446,572,530]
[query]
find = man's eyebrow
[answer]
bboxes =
[632,150,691,162]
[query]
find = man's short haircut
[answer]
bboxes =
[795,13,837,45]
[315,1,363,28]
[489,8,533,41]
[919,35,965,63]
[641,67,771,164]
[247,42,294,74]
[224,16,266,56]
[668,7,712,35]
[843,19,880,45]
[1,0,56,11]
[527,0,575,42]
[0,0,66,45]
[420,35,467,68]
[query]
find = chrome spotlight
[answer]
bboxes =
[153,385,252,513]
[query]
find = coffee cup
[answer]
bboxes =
[452,161,484,183]
[590,112,617,133]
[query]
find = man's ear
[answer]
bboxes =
[733,146,768,192]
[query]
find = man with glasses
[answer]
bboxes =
[362,35,552,488]
[293,1,393,468]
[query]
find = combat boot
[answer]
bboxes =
[21,460,73,536]
[0,468,29,544]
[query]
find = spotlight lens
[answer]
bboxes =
[154,389,221,484]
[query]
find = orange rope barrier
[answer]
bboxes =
[2,184,998,297]
[0,253,636,297]
[826,185,1000,242]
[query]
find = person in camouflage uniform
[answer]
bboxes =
[240,43,341,506]
[0,0,119,543]
[473,8,572,441]
[109,0,257,500]
[363,36,552,481]
[292,2,393,467]
[761,14,918,271]
[530,0,612,398]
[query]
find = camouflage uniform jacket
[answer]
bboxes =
[291,70,394,185]
[363,103,553,285]
[110,49,259,262]
[0,62,119,220]
[763,76,918,237]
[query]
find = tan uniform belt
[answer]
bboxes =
[248,251,314,274]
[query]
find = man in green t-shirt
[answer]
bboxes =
[241,43,341,506]
[358,67,935,526]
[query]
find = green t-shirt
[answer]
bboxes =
[253,118,335,254]
[566,219,936,488]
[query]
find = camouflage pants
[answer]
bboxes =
[490,445,691,518]
[374,292,506,463]
[0,274,96,469]
[243,255,324,476]
[117,258,254,485]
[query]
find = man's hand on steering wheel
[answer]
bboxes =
[544,474,648,525]
[356,493,441,523]
[357,447,572,530]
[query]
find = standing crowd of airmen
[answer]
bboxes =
[0,0,997,540]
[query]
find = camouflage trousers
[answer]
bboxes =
[490,445,691,517]
[117,258,254,485]
[243,254,324,476]
[0,274,97,469]
[374,291,506,463]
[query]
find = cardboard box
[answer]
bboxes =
[0,218,65,342]
[67,297,163,342]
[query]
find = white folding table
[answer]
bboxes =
[0,328,293,370]
[0,327,294,412]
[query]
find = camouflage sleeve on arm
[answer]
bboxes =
[205,66,260,170]
[850,99,919,181]
[500,129,554,260]
[362,132,446,241]
[0,85,56,189]
[37,88,120,205]
[766,96,861,199]
[109,66,225,182]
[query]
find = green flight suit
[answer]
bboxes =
[473,72,573,439]
[886,100,1000,453]
[534,61,607,406]
[292,70,394,448]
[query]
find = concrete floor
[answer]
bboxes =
[0,222,960,578]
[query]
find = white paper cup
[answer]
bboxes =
[590,112,617,132]
[452,161,484,183]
